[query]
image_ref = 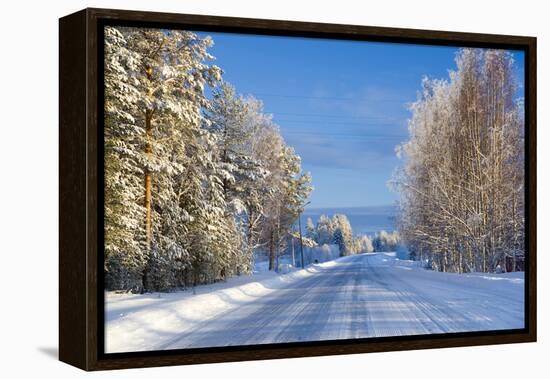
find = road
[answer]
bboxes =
[157,253,524,350]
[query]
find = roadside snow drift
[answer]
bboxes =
[105,253,524,353]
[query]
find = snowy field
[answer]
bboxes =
[105,253,524,353]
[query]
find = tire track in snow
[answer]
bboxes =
[156,254,523,350]
[364,255,523,334]
[156,258,357,349]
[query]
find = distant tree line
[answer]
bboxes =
[104,26,311,292]
[393,48,524,273]
[305,214,401,255]
[371,230,401,252]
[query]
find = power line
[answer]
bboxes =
[268,111,405,121]
[281,131,408,139]
[274,119,404,127]
[253,92,411,102]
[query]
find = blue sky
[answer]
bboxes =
[198,31,525,209]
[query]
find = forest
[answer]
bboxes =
[104,26,311,292]
[393,49,525,273]
[104,25,525,293]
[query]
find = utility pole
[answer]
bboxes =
[298,216,305,268]
[291,227,296,267]
[298,201,311,269]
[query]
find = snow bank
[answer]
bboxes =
[366,252,524,284]
[253,244,340,273]
[105,258,349,353]
[364,252,423,269]
[363,252,524,329]
[303,244,340,265]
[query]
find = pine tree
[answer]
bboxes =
[103,27,313,290]
[331,214,354,256]
[116,26,221,290]
[315,215,335,245]
[305,217,316,240]
[205,84,272,274]
[104,26,145,290]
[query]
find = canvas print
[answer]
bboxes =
[103,25,526,353]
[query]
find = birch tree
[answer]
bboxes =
[394,48,524,273]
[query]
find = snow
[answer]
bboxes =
[105,253,524,353]
[105,259,342,353]
[253,244,340,273]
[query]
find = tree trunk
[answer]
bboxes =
[144,109,153,251]
[141,265,148,294]
[142,108,153,292]
[291,235,295,267]
[247,212,255,263]
[268,229,275,271]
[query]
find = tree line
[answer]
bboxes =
[104,26,311,292]
[305,214,401,255]
[393,48,524,273]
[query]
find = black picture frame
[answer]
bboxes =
[59,7,537,371]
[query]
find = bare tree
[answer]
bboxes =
[393,48,524,273]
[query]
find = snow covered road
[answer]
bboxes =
[106,253,524,352]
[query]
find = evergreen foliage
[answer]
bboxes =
[104,26,312,291]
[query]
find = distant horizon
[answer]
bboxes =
[304,204,397,211]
